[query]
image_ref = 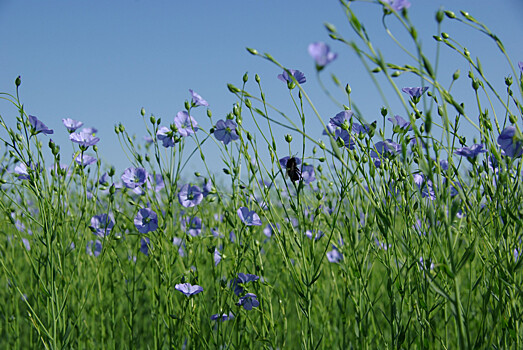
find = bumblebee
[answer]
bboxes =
[285,156,302,183]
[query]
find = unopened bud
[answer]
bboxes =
[15,75,21,87]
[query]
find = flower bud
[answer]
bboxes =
[441,32,449,39]
[246,47,258,55]
[285,134,293,143]
[505,76,513,86]
[15,75,21,87]
[255,74,261,83]
[227,84,240,93]
[453,69,460,80]
[141,107,146,117]
[509,114,517,124]
[345,83,351,95]
[243,72,248,83]
[184,100,191,111]
[445,10,456,19]
[150,115,156,124]
[245,99,252,108]
[381,107,388,117]
[436,9,444,23]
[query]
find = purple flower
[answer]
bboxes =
[90,213,115,238]
[375,238,392,250]
[237,273,259,284]
[157,126,176,147]
[277,69,306,86]
[263,223,279,238]
[174,111,198,137]
[413,173,435,200]
[402,86,428,102]
[237,207,262,226]
[178,184,203,207]
[454,144,486,158]
[75,154,97,166]
[14,162,31,180]
[327,247,343,263]
[22,238,31,251]
[237,293,259,311]
[173,237,186,257]
[211,312,234,322]
[134,208,158,234]
[386,0,411,11]
[202,179,212,197]
[388,115,412,131]
[121,167,148,189]
[329,110,354,128]
[189,89,209,107]
[498,126,523,158]
[301,165,316,185]
[308,42,337,69]
[62,118,83,132]
[86,240,102,257]
[69,131,100,148]
[335,129,355,150]
[28,115,54,135]
[322,123,337,136]
[370,139,401,158]
[147,173,165,192]
[81,127,98,135]
[214,119,239,145]
[305,230,324,241]
[518,61,523,74]
[419,257,435,271]
[140,237,151,256]
[214,248,221,266]
[175,283,203,297]
[181,216,203,237]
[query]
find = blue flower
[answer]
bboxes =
[386,0,411,11]
[327,247,343,263]
[388,115,412,131]
[62,118,83,132]
[157,126,176,147]
[237,293,259,311]
[69,131,100,148]
[454,144,486,158]
[178,184,203,208]
[174,111,198,137]
[308,42,337,69]
[211,312,234,322]
[121,167,148,189]
[75,154,97,166]
[189,89,209,107]
[90,213,114,238]
[140,237,151,256]
[175,283,203,297]
[214,119,239,145]
[214,248,221,266]
[402,86,428,103]
[134,208,158,234]
[498,126,523,158]
[237,207,262,226]
[277,69,306,89]
[181,216,203,237]
[329,110,354,128]
[28,115,54,135]
[86,240,102,257]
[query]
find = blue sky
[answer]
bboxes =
[1,0,522,176]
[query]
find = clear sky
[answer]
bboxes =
[1,0,522,176]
